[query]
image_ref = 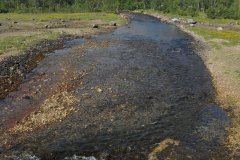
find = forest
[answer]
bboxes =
[0,0,240,19]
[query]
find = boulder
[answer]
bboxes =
[44,24,49,28]
[0,23,2,26]
[110,21,117,26]
[171,18,180,23]
[190,24,195,27]
[12,21,18,24]
[187,19,197,24]
[217,27,223,31]
[92,24,99,28]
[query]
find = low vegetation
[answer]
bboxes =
[0,12,124,23]
[0,31,60,55]
[186,27,240,45]
[0,12,125,56]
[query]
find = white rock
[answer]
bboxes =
[171,18,179,23]
[187,19,197,24]
[217,27,223,31]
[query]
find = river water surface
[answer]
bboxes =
[0,13,230,160]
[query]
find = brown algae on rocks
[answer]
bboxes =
[10,91,79,133]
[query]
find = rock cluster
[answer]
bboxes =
[0,38,66,99]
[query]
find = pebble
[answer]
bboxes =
[96,88,103,93]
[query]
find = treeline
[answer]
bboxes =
[0,0,239,19]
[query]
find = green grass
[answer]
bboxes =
[0,12,125,24]
[0,12,126,55]
[143,9,240,25]
[0,31,60,55]
[186,26,240,45]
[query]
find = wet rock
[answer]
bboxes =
[0,37,65,99]
[100,152,110,159]
[4,155,41,160]
[61,19,66,23]
[92,24,99,28]
[0,23,2,26]
[217,27,223,31]
[12,21,18,24]
[22,95,33,100]
[64,155,97,160]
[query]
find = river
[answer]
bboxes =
[0,13,230,160]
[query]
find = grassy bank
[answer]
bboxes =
[0,12,124,23]
[0,12,125,56]
[186,26,240,155]
[0,31,60,55]
[147,11,240,156]
[185,26,240,105]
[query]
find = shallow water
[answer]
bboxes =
[0,13,229,160]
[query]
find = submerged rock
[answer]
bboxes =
[193,104,230,146]
[64,155,97,160]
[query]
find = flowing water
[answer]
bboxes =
[0,13,230,160]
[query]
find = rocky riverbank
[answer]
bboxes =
[0,13,126,100]
[142,12,240,32]
[0,36,69,99]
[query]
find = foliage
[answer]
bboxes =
[0,0,239,19]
